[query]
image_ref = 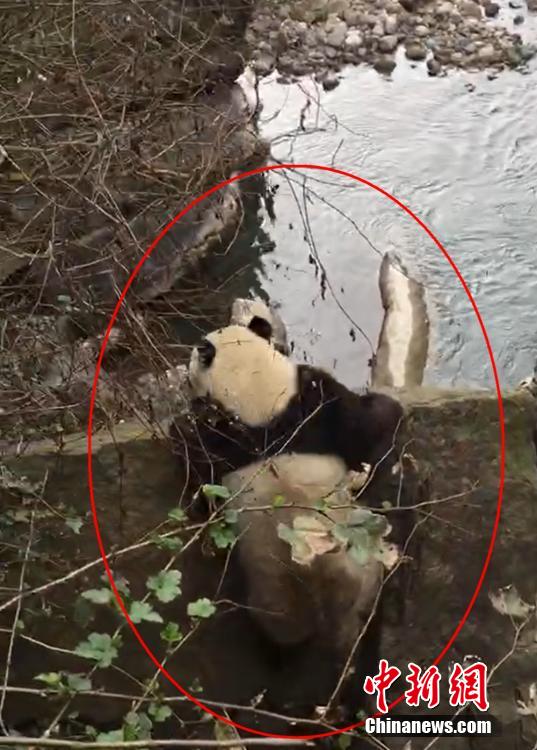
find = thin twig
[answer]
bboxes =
[0,504,37,734]
[0,687,335,730]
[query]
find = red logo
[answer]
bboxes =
[448,662,489,711]
[405,663,441,709]
[364,659,402,713]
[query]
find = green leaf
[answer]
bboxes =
[214,720,242,744]
[277,517,337,566]
[96,729,124,743]
[224,509,238,524]
[347,507,387,534]
[123,725,137,742]
[129,601,164,624]
[332,523,352,544]
[209,522,237,550]
[75,633,121,668]
[153,535,183,552]
[272,494,286,507]
[277,522,295,544]
[202,483,231,500]
[148,703,172,723]
[146,570,182,603]
[66,673,92,692]
[81,588,113,605]
[137,712,152,732]
[98,573,130,599]
[168,507,187,523]
[160,622,183,646]
[65,516,83,534]
[114,576,131,598]
[349,540,371,566]
[338,735,352,750]
[314,497,328,512]
[35,672,63,688]
[187,598,216,619]
[124,711,152,741]
[73,597,95,628]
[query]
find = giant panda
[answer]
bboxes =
[172,315,410,724]
[182,316,404,488]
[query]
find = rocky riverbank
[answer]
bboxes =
[0,0,265,317]
[0,0,269,445]
[247,0,537,82]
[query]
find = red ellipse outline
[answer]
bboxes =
[87,163,505,741]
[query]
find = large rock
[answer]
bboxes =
[384,14,399,33]
[405,40,428,59]
[460,0,483,18]
[325,17,348,46]
[379,34,399,52]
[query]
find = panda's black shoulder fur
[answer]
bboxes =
[172,359,403,486]
[287,363,403,468]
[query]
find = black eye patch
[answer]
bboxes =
[198,339,216,367]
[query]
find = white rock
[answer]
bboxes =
[235,66,259,118]
[278,18,304,47]
[326,18,348,46]
[478,43,496,62]
[344,28,364,49]
[436,1,454,16]
[384,14,398,33]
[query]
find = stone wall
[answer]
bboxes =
[1,387,536,745]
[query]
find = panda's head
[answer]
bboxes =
[188,317,297,427]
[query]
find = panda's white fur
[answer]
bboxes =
[221,454,382,651]
[188,324,297,427]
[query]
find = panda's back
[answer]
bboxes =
[222,453,347,507]
[221,453,383,649]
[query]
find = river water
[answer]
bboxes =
[218,22,537,393]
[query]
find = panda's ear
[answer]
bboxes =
[198,339,216,367]
[248,315,273,343]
